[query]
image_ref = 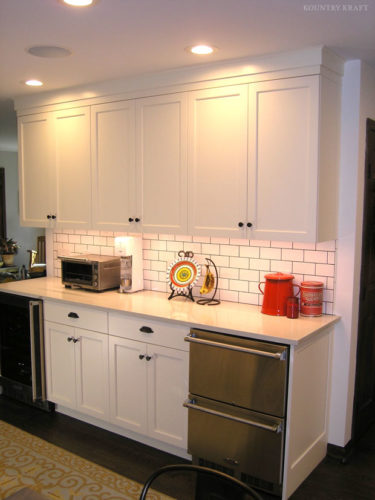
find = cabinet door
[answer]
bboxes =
[147,344,188,448]
[91,101,136,231]
[108,336,148,434]
[53,107,91,228]
[248,76,319,241]
[136,94,188,234]
[44,321,76,408]
[75,329,109,420]
[188,86,248,237]
[18,113,54,227]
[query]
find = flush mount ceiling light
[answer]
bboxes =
[60,0,98,6]
[187,44,216,55]
[27,46,72,58]
[25,79,43,87]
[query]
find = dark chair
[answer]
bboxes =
[139,464,263,500]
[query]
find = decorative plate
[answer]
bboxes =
[167,253,201,291]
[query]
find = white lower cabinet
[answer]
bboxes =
[44,321,109,420]
[109,335,189,449]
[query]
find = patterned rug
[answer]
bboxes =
[0,421,170,499]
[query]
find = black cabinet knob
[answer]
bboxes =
[67,337,74,342]
[146,355,152,361]
[72,337,79,343]
[135,217,140,223]
[238,222,244,227]
[51,215,56,220]
[140,326,153,334]
[128,217,134,222]
[247,222,253,228]
[47,214,51,219]
[139,354,145,360]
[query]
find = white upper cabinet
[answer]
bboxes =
[53,107,91,228]
[188,86,248,237]
[247,75,339,242]
[18,107,91,228]
[135,94,188,234]
[18,113,55,227]
[91,101,136,231]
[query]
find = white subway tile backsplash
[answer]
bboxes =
[260,247,281,260]
[51,231,337,314]
[230,256,249,269]
[220,245,239,257]
[239,246,260,258]
[304,250,327,263]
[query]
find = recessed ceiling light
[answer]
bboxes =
[27,46,72,58]
[188,45,216,55]
[25,80,43,87]
[61,0,97,6]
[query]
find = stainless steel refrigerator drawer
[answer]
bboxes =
[184,395,284,485]
[186,329,288,417]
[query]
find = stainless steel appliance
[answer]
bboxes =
[0,292,54,411]
[60,254,120,291]
[184,329,288,496]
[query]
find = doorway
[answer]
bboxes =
[352,118,375,441]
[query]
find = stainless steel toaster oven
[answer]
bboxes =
[60,254,120,291]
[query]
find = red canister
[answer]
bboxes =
[300,281,324,316]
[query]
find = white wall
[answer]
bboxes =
[0,151,44,268]
[329,60,375,446]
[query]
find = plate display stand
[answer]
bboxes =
[167,251,201,302]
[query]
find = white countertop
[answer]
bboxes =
[0,277,339,345]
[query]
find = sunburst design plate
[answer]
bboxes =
[167,257,201,291]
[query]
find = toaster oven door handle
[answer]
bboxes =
[184,334,285,360]
[183,399,282,434]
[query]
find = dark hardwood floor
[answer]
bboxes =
[0,395,375,499]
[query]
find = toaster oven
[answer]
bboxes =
[60,254,120,291]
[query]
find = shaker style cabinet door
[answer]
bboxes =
[44,321,77,408]
[108,335,148,434]
[53,107,91,228]
[248,76,320,242]
[74,328,109,420]
[188,85,248,237]
[135,94,188,234]
[147,344,188,448]
[91,101,137,231]
[18,113,55,227]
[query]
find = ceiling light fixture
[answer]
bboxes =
[189,45,216,55]
[27,46,72,58]
[61,0,96,6]
[25,80,43,87]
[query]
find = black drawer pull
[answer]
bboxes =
[68,312,79,319]
[140,326,153,334]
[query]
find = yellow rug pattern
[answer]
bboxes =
[0,420,168,499]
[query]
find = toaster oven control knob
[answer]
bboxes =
[238,222,244,227]
[93,281,98,287]
[247,222,253,228]
[128,217,134,222]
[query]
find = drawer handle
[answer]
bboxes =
[140,326,154,334]
[68,312,79,319]
[183,399,282,434]
[184,334,286,360]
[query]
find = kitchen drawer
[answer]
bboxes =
[44,300,108,333]
[109,311,189,351]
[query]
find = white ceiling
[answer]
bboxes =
[0,0,375,150]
